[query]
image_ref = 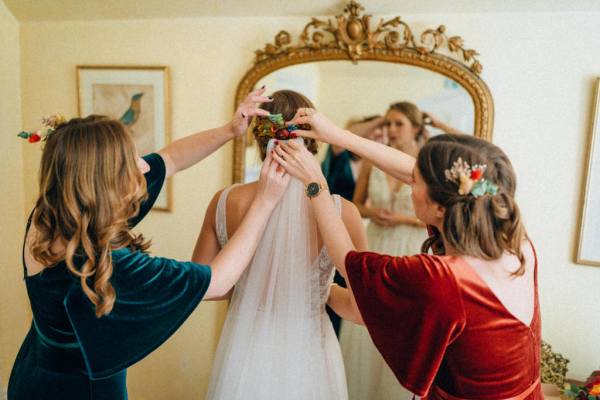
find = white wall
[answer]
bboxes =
[2,10,598,397]
[0,1,28,395]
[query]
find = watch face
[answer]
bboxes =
[306,182,320,197]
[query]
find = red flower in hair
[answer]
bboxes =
[28,133,41,143]
[470,168,483,181]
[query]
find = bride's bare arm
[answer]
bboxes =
[325,199,367,325]
[192,190,233,301]
[328,284,363,325]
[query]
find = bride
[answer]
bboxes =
[193,90,366,399]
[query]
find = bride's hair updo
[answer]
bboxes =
[418,134,527,275]
[253,89,319,160]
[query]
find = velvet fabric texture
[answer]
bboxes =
[345,249,542,400]
[321,146,356,202]
[8,153,212,400]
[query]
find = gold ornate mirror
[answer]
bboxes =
[233,1,494,183]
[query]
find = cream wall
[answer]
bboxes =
[0,1,29,395]
[2,9,599,398]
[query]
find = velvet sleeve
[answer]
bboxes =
[128,152,166,228]
[63,247,211,380]
[345,251,466,396]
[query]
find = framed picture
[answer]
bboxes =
[576,78,600,266]
[77,65,172,211]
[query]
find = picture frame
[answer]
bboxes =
[576,77,600,266]
[77,65,172,211]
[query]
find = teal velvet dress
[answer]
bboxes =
[8,153,212,400]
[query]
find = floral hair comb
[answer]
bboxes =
[18,114,67,143]
[444,157,498,197]
[253,113,309,140]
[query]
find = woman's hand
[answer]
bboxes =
[255,150,291,208]
[272,140,326,186]
[371,209,426,227]
[230,86,272,138]
[286,108,345,145]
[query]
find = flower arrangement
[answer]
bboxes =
[17,114,67,143]
[252,113,308,140]
[563,371,600,399]
[444,157,498,197]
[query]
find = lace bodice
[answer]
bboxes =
[215,184,342,314]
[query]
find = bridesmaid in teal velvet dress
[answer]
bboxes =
[8,87,290,400]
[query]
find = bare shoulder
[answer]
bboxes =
[226,182,258,211]
[223,182,259,233]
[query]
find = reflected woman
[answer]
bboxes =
[341,102,429,400]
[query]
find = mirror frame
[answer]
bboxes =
[233,1,494,183]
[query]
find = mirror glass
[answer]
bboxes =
[243,60,475,182]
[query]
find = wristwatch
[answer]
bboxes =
[306,182,328,199]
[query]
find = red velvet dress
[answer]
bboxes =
[345,249,542,400]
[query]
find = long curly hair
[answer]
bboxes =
[418,134,528,276]
[30,115,150,317]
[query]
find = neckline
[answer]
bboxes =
[453,256,537,329]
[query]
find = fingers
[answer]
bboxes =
[286,115,311,127]
[285,140,301,150]
[246,108,270,117]
[289,129,316,139]
[271,149,288,168]
[260,148,274,176]
[250,85,267,97]
[250,95,272,103]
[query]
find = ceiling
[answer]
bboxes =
[4,0,600,22]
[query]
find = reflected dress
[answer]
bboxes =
[340,167,427,400]
[344,247,542,400]
[8,153,212,400]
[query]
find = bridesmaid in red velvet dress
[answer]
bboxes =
[273,108,542,400]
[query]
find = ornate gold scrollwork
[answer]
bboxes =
[234,1,494,183]
[255,1,482,73]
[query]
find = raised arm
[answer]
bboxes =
[287,109,415,183]
[158,87,271,178]
[330,116,384,155]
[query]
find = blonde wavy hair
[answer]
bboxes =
[30,115,150,317]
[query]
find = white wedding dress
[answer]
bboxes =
[205,140,348,400]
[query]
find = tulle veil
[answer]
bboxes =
[205,138,347,399]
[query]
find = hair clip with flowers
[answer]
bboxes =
[253,113,309,140]
[444,157,499,197]
[17,114,67,143]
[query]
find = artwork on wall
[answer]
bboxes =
[576,78,600,266]
[77,65,172,211]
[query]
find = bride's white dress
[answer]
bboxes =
[205,156,348,400]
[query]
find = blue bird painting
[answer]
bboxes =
[120,92,144,126]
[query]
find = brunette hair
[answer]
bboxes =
[417,134,527,275]
[253,90,318,160]
[30,115,150,317]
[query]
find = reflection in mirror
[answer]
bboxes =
[243,61,474,183]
